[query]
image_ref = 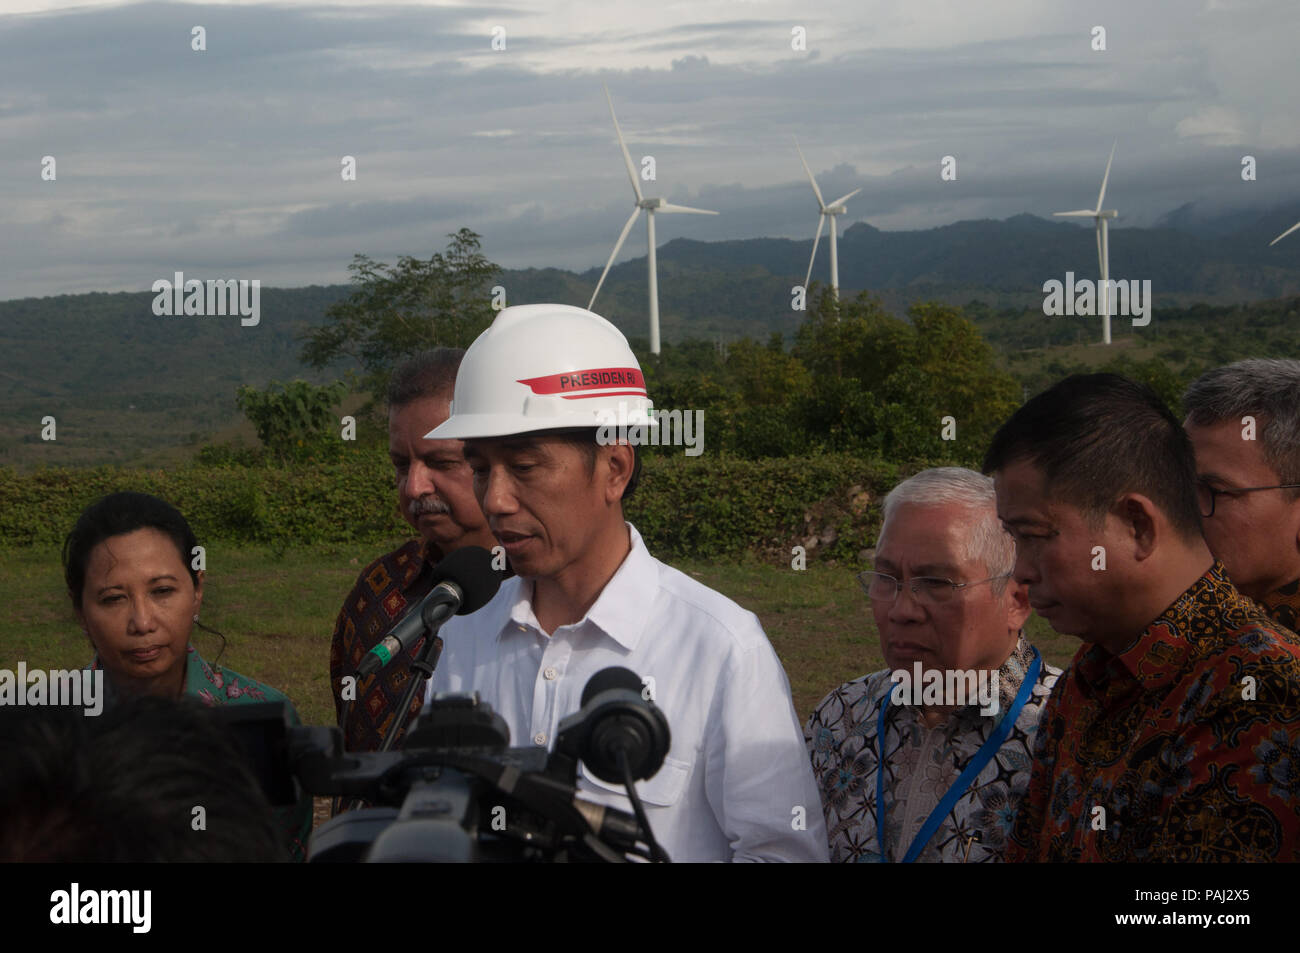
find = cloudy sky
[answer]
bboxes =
[2,0,1298,299]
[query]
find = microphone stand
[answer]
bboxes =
[380,609,447,753]
[335,602,451,814]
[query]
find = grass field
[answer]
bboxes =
[0,540,1083,833]
[0,540,1079,725]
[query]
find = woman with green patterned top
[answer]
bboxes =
[65,490,313,861]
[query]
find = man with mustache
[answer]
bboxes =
[987,374,1300,861]
[421,304,827,862]
[806,467,1061,862]
[329,349,497,753]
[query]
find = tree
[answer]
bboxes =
[235,379,349,463]
[789,292,1021,463]
[300,228,499,405]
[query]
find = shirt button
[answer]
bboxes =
[533,731,547,746]
[543,666,558,680]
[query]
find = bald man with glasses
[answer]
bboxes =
[805,467,1062,862]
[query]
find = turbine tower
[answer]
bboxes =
[1054,142,1118,344]
[588,84,717,355]
[795,136,861,299]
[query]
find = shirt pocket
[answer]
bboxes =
[577,754,693,807]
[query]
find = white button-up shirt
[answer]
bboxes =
[423,524,828,862]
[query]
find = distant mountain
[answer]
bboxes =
[4,210,1300,467]
[503,207,1300,342]
[1153,201,1300,243]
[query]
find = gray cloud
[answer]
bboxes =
[1,0,1298,299]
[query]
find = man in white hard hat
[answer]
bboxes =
[421,304,828,862]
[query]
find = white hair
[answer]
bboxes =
[879,467,1016,587]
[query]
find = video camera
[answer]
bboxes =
[221,666,673,862]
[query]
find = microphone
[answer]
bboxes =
[555,666,671,785]
[355,546,501,678]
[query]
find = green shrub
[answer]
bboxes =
[0,454,952,563]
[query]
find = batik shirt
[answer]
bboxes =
[806,635,1061,862]
[89,644,313,862]
[1260,578,1300,634]
[330,538,443,752]
[1005,562,1300,862]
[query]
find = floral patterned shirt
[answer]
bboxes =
[805,635,1061,862]
[89,643,313,862]
[1005,562,1300,862]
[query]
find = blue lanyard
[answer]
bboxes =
[875,647,1042,863]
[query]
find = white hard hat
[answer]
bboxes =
[425,304,657,440]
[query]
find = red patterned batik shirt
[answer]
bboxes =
[1006,562,1300,862]
[329,538,443,752]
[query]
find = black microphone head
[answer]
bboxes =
[581,667,644,708]
[432,545,502,614]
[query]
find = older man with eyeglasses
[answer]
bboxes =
[1184,359,1300,633]
[805,467,1062,862]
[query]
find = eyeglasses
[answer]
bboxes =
[856,570,1013,605]
[1197,480,1300,518]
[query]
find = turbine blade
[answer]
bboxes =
[804,214,826,292]
[828,187,862,208]
[1096,140,1116,212]
[1054,210,1096,217]
[603,83,644,203]
[793,136,826,208]
[1096,220,1103,276]
[1269,220,1300,246]
[588,207,642,309]
[657,202,718,215]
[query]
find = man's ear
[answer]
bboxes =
[1005,579,1032,632]
[602,442,635,505]
[1119,493,1160,561]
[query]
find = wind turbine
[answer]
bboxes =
[794,137,861,299]
[1054,142,1118,344]
[1270,220,1300,246]
[588,85,717,355]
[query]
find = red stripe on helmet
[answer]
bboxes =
[517,367,645,396]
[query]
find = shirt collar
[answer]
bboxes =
[412,537,443,580]
[501,522,655,651]
[1259,577,1300,632]
[1074,560,1233,698]
[946,631,1037,726]
[991,632,1037,716]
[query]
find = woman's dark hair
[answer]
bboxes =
[62,491,226,660]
